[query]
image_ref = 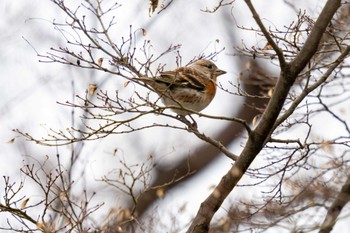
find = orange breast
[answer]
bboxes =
[204,79,217,102]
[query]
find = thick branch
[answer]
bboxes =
[187,1,341,232]
[319,174,350,233]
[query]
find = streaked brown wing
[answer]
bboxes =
[158,67,205,91]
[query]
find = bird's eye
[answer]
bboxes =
[207,64,213,69]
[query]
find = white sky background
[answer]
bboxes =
[1,0,350,232]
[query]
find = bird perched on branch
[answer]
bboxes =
[139,59,226,115]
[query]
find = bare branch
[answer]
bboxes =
[319,174,350,233]
[187,1,342,232]
[244,0,286,69]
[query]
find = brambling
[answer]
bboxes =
[140,59,226,115]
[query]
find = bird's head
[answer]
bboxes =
[190,59,226,80]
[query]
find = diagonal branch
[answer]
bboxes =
[134,59,270,218]
[0,204,37,226]
[318,173,350,233]
[186,0,341,232]
[244,0,286,69]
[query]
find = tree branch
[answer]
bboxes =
[244,0,286,69]
[134,60,270,218]
[289,0,341,75]
[319,173,350,233]
[0,204,37,226]
[186,1,342,232]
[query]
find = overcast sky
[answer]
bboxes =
[2,1,349,232]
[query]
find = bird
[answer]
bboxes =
[139,59,226,115]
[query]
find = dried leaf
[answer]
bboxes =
[156,188,165,198]
[218,217,231,232]
[97,57,103,66]
[124,81,130,87]
[149,0,159,15]
[7,138,15,144]
[89,84,97,96]
[267,88,274,97]
[116,209,131,223]
[252,114,261,126]
[142,28,147,36]
[21,197,30,209]
[36,222,45,230]
[262,42,273,50]
[36,222,51,233]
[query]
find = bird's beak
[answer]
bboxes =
[215,69,227,76]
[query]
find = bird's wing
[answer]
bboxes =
[158,67,205,91]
